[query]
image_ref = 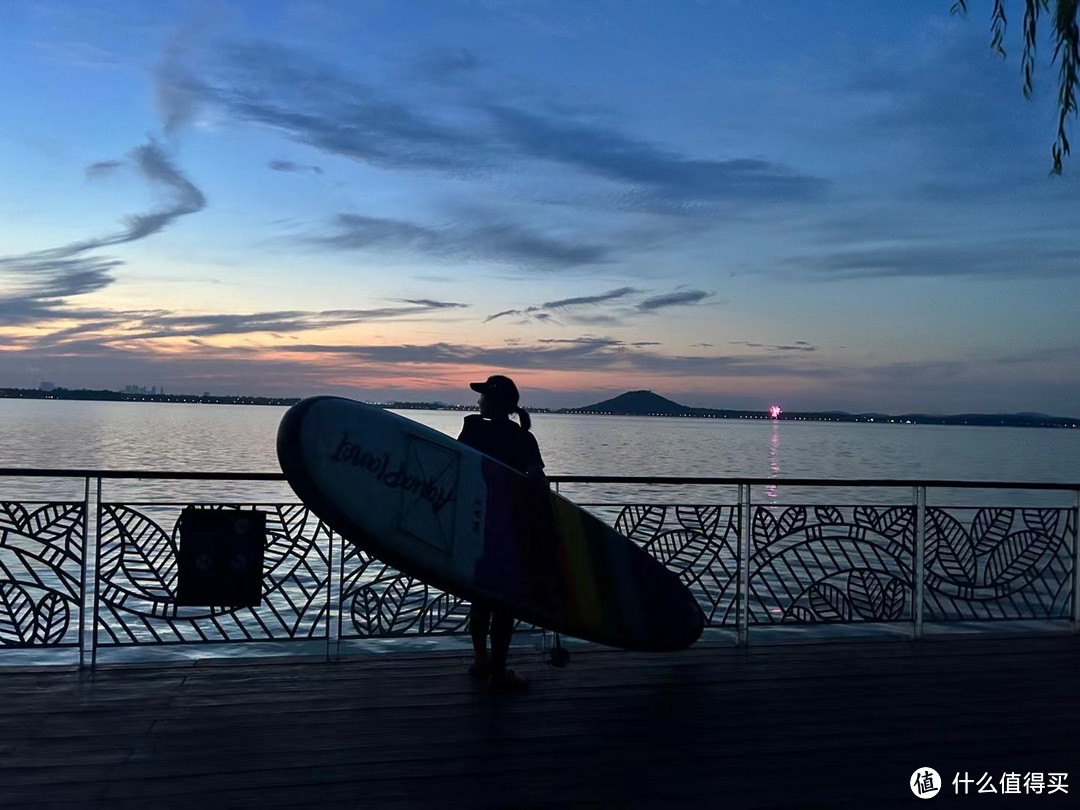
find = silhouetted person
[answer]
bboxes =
[458,374,546,691]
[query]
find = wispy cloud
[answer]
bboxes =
[14,300,469,349]
[542,287,639,309]
[0,140,206,325]
[311,213,610,270]
[274,337,830,378]
[157,38,827,210]
[268,159,323,174]
[484,286,712,325]
[636,290,712,311]
[778,241,1079,280]
[481,103,830,205]
[85,160,123,179]
[160,42,481,172]
[731,340,817,352]
[484,286,639,323]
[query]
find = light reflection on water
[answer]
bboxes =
[0,400,1077,507]
[765,420,780,500]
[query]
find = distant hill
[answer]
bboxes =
[563,390,698,416]
[559,390,760,418]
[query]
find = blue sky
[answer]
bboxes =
[1,0,1078,413]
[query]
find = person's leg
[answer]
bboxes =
[488,612,526,689]
[489,611,513,671]
[469,603,492,677]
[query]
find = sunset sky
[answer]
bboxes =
[2,1,1079,413]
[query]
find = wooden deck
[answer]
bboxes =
[0,634,1077,808]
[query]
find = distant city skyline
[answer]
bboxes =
[2,1,1079,414]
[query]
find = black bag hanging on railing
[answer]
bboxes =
[177,508,266,607]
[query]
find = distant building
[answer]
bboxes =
[39,382,55,392]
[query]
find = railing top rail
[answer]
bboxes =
[0,468,1078,490]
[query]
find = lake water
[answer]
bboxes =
[0,399,1078,507]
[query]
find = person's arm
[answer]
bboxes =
[524,461,548,489]
[523,433,548,489]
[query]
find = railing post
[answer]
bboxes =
[1072,490,1080,629]
[78,477,92,670]
[737,484,751,646]
[913,485,926,640]
[326,529,337,661]
[79,477,103,670]
[91,477,104,668]
[335,532,345,659]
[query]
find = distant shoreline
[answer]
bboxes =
[1,387,1076,429]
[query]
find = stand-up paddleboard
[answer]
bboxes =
[277,396,703,651]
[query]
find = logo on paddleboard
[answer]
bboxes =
[331,432,459,553]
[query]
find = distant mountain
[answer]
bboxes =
[563,390,699,416]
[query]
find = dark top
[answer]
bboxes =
[457,415,545,475]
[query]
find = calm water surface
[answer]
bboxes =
[1,399,1077,506]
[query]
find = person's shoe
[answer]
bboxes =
[468,650,492,680]
[487,666,528,692]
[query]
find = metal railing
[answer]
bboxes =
[0,468,1077,667]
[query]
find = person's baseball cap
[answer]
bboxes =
[470,375,520,404]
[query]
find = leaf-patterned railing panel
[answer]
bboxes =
[923,507,1074,620]
[638,505,740,625]
[95,503,332,647]
[0,502,84,649]
[339,543,474,638]
[748,505,916,625]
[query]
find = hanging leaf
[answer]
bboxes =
[0,503,29,533]
[675,505,723,537]
[878,507,915,542]
[615,506,666,542]
[0,582,36,645]
[881,579,907,621]
[752,508,778,547]
[263,505,316,575]
[1022,509,1061,538]
[984,530,1056,586]
[776,506,807,536]
[649,531,722,589]
[853,506,879,530]
[814,506,844,524]
[808,582,852,621]
[26,505,83,545]
[646,530,709,572]
[421,591,469,633]
[378,575,427,635]
[33,592,71,645]
[972,508,1014,555]
[276,504,310,541]
[118,510,178,600]
[348,586,381,637]
[847,569,884,620]
[928,509,976,585]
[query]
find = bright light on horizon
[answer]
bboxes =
[769,405,782,419]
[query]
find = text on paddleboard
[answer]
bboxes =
[331,432,455,514]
